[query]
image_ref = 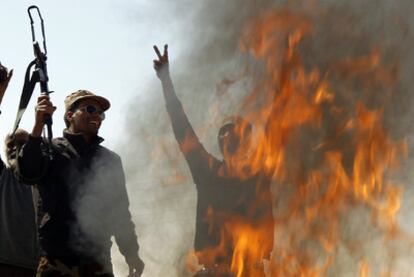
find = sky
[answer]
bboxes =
[0,0,187,150]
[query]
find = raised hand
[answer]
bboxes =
[32,94,56,137]
[0,63,13,105]
[153,44,169,78]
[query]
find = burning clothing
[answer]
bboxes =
[0,159,38,272]
[180,134,275,259]
[159,73,274,267]
[16,131,140,274]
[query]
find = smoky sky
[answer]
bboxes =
[105,0,414,276]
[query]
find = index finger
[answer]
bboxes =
[163,44,168,58]
[153,45,162,59]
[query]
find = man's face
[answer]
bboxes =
[67,98,105,137]
[218,122,252,160]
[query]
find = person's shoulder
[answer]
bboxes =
[96,145,122,161]
[0,164,23,186]
[0,158,6,175]
[0,163,11,179]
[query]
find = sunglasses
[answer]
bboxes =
[78,105,105,120]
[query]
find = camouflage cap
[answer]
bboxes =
[64,89,110,112]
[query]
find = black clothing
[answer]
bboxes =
[161,74,274,265]
[183,142,274,255]
[0,160,38,271]
[16,131,139,273]
[36,256,114,277]
[0,263,36,277]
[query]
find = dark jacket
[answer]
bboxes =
[16,131,139,272]
[0,160,38,270]
[161,74,274,264]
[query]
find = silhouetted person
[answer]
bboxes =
[154,45,277,276]
[16,90,144,276]
[0,64,38,276]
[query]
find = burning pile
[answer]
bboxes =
[188,4,410,277]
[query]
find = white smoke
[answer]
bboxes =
[108,0,414,276]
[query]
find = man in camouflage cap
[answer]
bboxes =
[63,90,110,134]
[16,90,144,276]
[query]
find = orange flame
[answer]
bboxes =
[359,259,370,277]
[186,4,408,277]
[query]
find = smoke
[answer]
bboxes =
[107,0,414,276]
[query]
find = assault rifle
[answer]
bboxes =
[13,5,53,144]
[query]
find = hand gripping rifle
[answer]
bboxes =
[12,6,53,144]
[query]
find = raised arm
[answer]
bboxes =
[0,64,12,174]
[153,45,213,169]
[0,64,51,182]
[0,62,13,105]
[16,95,56,182]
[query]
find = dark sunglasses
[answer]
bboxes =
[78,105,105,120]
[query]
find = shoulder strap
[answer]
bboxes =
[12,60,38,134]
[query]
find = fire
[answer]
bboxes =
[358,259,370,277]
[185,3,408,277]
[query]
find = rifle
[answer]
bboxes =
[12,5,53,144]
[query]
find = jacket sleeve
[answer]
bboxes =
[16,135,49,183]
[159,72,217,176]
[111,155,141,261]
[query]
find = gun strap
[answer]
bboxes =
[12,59,38,135]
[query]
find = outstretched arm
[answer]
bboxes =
[153,45,213,169]
[153,44,194,143]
